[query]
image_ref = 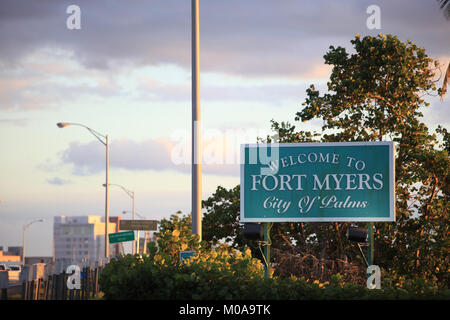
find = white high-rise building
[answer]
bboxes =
[53,216,119,266]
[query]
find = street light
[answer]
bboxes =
[57,122,110,259]
[106,183,135,254]
[22,218,45,266]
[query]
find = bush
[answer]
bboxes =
[100,246,265,300]
[99,213,450,300]
[100,251,450,300]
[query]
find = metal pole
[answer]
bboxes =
[132,192,136,255]
[136,230,140,256]
[22,226,26,266]
[263,223,271,279]
[368,222,374,265]
[191,0,202,241]
[105,135,110,259]
[368,134,382,266]
[143,231,148,255]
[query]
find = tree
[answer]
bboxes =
[203,34,449,286]
[202,185,245,249]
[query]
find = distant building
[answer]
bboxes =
[0,248,21,264]
[53,216,122,266]
[7,246,23,258]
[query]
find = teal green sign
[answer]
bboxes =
[109,230,135,244]
[240,142,395,222]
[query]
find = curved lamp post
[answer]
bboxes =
[57,122,110,259]
[22,218,45,265]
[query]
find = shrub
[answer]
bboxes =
[99,213,449,300]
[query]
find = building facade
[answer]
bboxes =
[53,216,121,266]
[0,248,21,264]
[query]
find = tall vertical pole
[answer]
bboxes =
[143,231,148,255]
[22,226,26,266]
[52,237,55,264]
[368,133,383,266]
[263,223,271,279]
[132,192,136,255]
[105,135,110,259]
[192,0,202,241]
[368,222,374,265]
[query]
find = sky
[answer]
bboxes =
[0,0,449,256]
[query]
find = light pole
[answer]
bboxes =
[57,122,110,259]
[106,183,135,254]
[22,218,45,266]
[191,0,202,241]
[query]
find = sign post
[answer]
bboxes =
[368,222,374,266]
[263,223,271,279]
[240,142,395,279]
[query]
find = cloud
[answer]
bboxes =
[57,131,271,177]
[47,176,73,185]
[2,0,448,113]
[1,0,448,79]
[0,118,28,126]
[135,79,313,104]
[0,48,126,110]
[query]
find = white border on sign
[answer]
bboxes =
[240,141,395,223]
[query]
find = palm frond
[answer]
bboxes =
[438,0,450,19]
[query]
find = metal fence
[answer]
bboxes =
[1,259,108,300]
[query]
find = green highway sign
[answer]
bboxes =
[109,230,135,244]
[240,142,395,222]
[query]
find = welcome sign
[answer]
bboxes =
[240,142,395,222]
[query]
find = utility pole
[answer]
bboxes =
[191,0,202,241]
[105,134,110,259]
